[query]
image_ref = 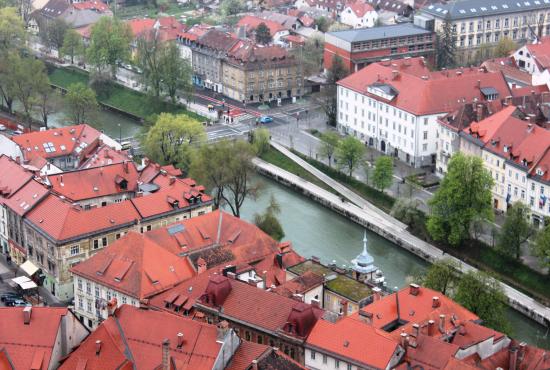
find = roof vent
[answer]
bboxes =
[177,332,184,348]
[95,340,102,355]
[23,306,32,325]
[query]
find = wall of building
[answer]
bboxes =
[340,8,378,29]
[50,311,89,369]
[305,348,361,370]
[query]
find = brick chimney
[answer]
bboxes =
[409,283,419,296]
[162,339,170,370]
[341,300,349,317]
[432,296,440,308]
[23,306,32,325]
[177,332,184,348]
[252,359,259,370]
[216,320,229,342]
[427,320,435,336]
[509,346,518,370]
[372,287,382,301]
[476,104,484,122]
[197,257,207,274]
[518,342,527,361]
[95,340,102,355]
[439,314,446,334]
[169,176,176,185]
[412,323,420,338]
[400,332,408,349]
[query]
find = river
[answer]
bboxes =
[236,174,550,349]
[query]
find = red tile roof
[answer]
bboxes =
[3,179,49,216]
[345,0,375,17]
[271,270,323,298]
[26,194,141,242]
[59,305,222,370]
[47,162,139,202]
[79,145,132,169]
[237,15,288,37]
[0,307,70,370]
[306,316,399,369]
[12,124,101,162]
[481,57,532,86]
[70,231,196,299]
[72,0,109,12]
[338,58,511,116]
[525,37,550,70]
[0,155,33,198]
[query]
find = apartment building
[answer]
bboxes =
[339,0,378,29]
[420,0,550,65]
[223,42,303,103]
[336,57,510,167]
[461,105,550,225]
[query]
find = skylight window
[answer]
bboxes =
[42,142,56,153]
[459,9,466,13]
[470,8,476,12]
[60,145,66,151]
[524,1,530,5]
[534,0,540,4]
[502,4,509,7]
[491,5,497,9]
[480,6,487,10]
[516,2,521,6]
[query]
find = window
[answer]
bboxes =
[70,245,80,255]
[323,355,328,364]
[347,364,352,370]
[422,143,428,151]
[86,282,91,295]
[245,331,251,341]
[93,239,99,249]
[87,300,92,313]
[122,296,127,304]
[102,237,107,246]
[335,360,340,368]
[107,290,112,301]
[78,296,83,309]
[95,286,100,298]
[423,131,428,140]
[424,118,428,125]
[77,278,83,291]
[310,351,316,360]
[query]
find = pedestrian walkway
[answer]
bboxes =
[253,156,550,326]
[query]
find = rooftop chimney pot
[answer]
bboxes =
[439,314,446,334]
[409,283,420,296]
[23,306,32,325]
[95,340,102,355]
[427,320,435,336]
[177,332,184,348]
[162,339,170,370]
[432,296,440,308]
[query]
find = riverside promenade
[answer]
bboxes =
[253,142,550,326]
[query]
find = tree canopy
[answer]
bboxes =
[87,17,132,77]
[255,23,272,45]
[318,131,340,167]
[497,202,532,260]
[0,7,26,56]
[251,127,270,156]
[317,55,347,126]
[60,29,84,64]
[427,153,494,246]
[372,156,394,191]
[493,37,517,58]
[254,195,285,241]
[219,0,246,16]
[40,18,68,51]
[533,223,550,271]
[336,136,365,176]
[65,83,98,125]
[143,113,205,167]
[436,13,456,69]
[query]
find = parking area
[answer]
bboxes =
[0,255,49,307]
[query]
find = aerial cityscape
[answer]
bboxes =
[2,0,550,368]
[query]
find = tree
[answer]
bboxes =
[427,153,494,246]
[317,55,348,126]
[160,42,193,104]
[336,136,365,176]
[40,18,68,51]
[314,17,331,32]
[390,198,427,239]
[60,29,84,64]
[318,131,340,167]
[143,113,206,166]
[0,7,26,56]
[533,223,550,271]
[190,140,261,217]
[35,85,60,128]
[0,53,17,114]
[497,202,532,260]
[251,127,270,156]
[493,37,517,58]
[419,258,460,296]
[9,56,49,126]
[372,156,393,191]
[65,83,98,124]
[136,30,164,98]
[255,23,272,45]
[220,0,245,16]
[254,195,285,241]
[436,13,456,69]
[454,271,512,334]
[290,35,324,77]
[87,17,132,78]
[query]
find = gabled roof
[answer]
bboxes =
[306,316,399,369]
[79,145,132,169]
[38,0,70,18]
[338,58,511,116]
[0,155,33,199]
[237,15,289,37]
[196,29,239,52]
[422,0,550,20]
[59,305,222,370]
[47,162,139,202]
[72,0,110,12]
[70,231,196,299]
[3,179,49,217]
[525,37,550,70]
[328,23,430,43]
[271,271,324,298]
[12,124,101,162]
[0,307,70,370]
[344,0,375,17]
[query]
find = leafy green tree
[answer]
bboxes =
[40,18,68,51]
[336,136,365,176]
[60,29,84,64]
[0,7,26,56]
[190,140,260,217]
[255,23,272,45]
[290,35,324,77]
[254,195,285,241]
[220,0,246,16]
[9,56,50,125]
[497,202,532,260]
[427,153,494,246]
[87,17,132,78]
[372,156,393,191]
[65,83,98,124]
[252,127,270,156]
[454,271,512,335]
[160,42,192,104]
[136,30,164,98]
[35,85,60,128]
[420,258,460,296]
[317,55,347,126]
[318,131,340,167]
[533,223,550,271]
[143,113,205,166]
[0,52,18,114]
[493,37,517,58]
[436,13,456,69]
[390,198,426,238]
[314,16,331,32]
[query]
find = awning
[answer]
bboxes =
[11,276,38,290]
[20,260,39,276]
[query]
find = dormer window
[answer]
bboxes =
[480,87,499,101]
[536,168,545,176]
[367,83,398,101]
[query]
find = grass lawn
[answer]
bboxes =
[47,66,204,121]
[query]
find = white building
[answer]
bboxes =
[336,57,511,167]
[513,37,550,88]
[340,0,378,29]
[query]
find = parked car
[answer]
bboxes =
[0,124,6,131]
[12,130,23,136]
[260,116,273,124]
[4,297,25,306]
[1,292,22,302]
[9,299,31,307]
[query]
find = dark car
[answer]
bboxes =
[1,292,22,302]
[11,300,31,307]
[4,296,25,306]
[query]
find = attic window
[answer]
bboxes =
[536,168,545,176]
[42,142,56,153]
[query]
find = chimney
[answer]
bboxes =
[427,320,435,336]
[518,342,527,360]
[123,161,129,173]
[400,332,408,349]
[476,104,484,122]
[311,298,320,308]
[439,314,446,334]
[169,176,176,185]
[412,323,420,338]
[372,287,382,301]
[509,346,518,370]
[95,340,102,355]
[392,70,399,80]
[432,296,440,308]
[162,339,170,370]
[23,306,32,325]
[341,300,349,317]
[252,359,259,370]
[477,79,481,88]
[409,283,420,296]
[177,332,184,348]
[216,320,229,342]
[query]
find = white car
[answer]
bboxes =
[0,124,6,131]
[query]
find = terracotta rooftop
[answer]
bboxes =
[237,15,289,37]
[79,145,132,169]
[70,231,196,299]
[338,58,511,116]
[525,37,550,70]
[345,0,375,17]
[72,0,110,12]
[271,271,324,299]
[2,179,49,217]
[59,305,222,370]
[0,155,33,199]
[0,307,71,370]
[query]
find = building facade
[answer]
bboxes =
[340,0,378,29]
